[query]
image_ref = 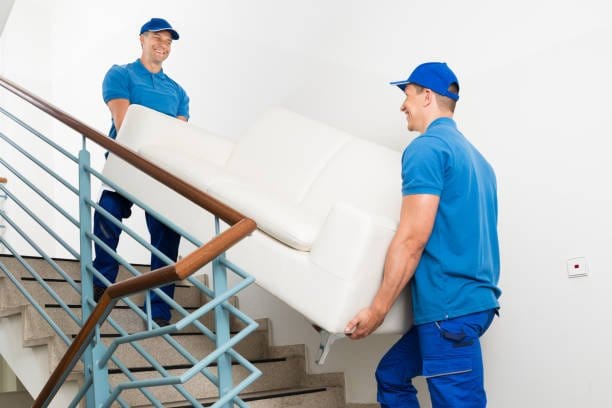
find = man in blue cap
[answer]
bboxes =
[345,62,501,407]
[92,18,190,327]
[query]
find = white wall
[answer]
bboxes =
[0,0,14,36]
[1,0,611,406]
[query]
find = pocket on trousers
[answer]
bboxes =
[422,356,472,378]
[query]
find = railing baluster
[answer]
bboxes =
[213,216,233,407]
[0,177,6,244]
[78,142,109,405]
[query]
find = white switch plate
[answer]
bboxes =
[567,257,588,278]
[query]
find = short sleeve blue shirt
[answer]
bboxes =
[401,117,501,325]
[102,59,190,139]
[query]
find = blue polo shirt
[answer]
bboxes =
[102,59,190,139]
[401,117,501,325]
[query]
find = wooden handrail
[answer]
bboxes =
[0,76,259,407]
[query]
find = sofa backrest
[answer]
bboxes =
[224,106,402,220]
[213,106,403,250]
[224,107,352,204]
[300,138,402,223]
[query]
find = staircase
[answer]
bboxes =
[0,255,367,407]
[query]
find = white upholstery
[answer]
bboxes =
[140,144,233,191]
[209,179,323,251]
[301,138,402,220]
[115,109,235,166]
[224,108,351,203]
[103,104,412,334]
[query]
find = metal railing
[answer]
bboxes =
[0,177,6,244]
[0,76,262,407]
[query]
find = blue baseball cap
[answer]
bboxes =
[390,62,459,101]
[140,18,179,40]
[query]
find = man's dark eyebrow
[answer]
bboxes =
[153,32,172,41]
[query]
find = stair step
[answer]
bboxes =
[108,356,286,376]
[109,345,344,407]
[245,386,345,408]
[0,390,35,407]
[155,386,345,408]
[110,354,309,406]
[42,300,246,337]
[0,254,209,308]
[19,276,201,308]
[0,254,150,281]
[45,321,270,375]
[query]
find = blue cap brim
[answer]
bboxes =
[147,28,179,40]
[389,80,409,91]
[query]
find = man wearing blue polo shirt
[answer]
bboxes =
[346,62,501,407]
[92,18,190,328]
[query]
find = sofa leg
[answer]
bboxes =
[314,325,345,365]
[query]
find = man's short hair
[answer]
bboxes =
[411,83,458,113]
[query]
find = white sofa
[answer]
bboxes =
[103,105,412,359]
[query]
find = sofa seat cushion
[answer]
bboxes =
[141,142,328,251]
[209,178,324,251]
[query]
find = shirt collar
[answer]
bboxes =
[134,58,166,78]
[426,117,456,132]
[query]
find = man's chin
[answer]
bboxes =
[153,52,168,61]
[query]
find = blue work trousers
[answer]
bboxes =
[376,309,497,408]
[92,190,180,321]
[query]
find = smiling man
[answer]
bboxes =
[345,62,501,407]
[92,18,190,327]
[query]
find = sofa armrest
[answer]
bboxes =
[309,202,412,333]
[310,202,397,282]
[116,105,235,165]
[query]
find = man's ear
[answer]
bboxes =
[139,34,144,48]
[423,88,433,107]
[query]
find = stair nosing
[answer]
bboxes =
[44,303,200,310]
[162,386,331,408]
[21,276,191,288]
[107,357,287,374]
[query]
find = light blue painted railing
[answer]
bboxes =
[0,177,6,246]
[0,76,262,407]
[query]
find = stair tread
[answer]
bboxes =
[21,276,192,287]
[141,385,342,408]
[107,356,287,374]
[108,353,311,405]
